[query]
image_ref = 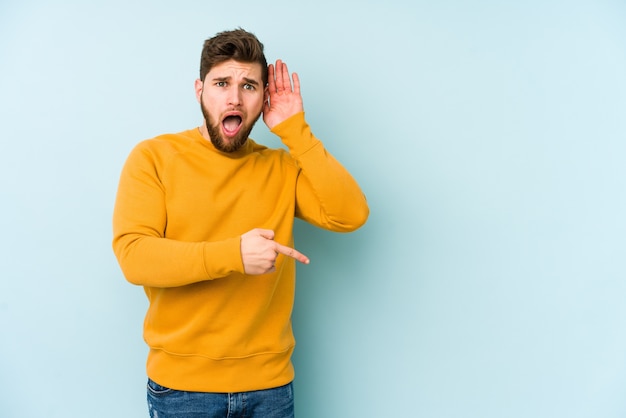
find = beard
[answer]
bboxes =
[200,98,261,153]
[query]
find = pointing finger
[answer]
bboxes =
[275,242,310,265]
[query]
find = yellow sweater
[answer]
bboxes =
[112,112,368,392]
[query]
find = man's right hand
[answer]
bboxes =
[240,228,310,275]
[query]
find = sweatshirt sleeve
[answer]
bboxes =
[271,112,369,232]
[112,141,244,288]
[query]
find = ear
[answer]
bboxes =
[194,79,203,103]
[263,86,270,106]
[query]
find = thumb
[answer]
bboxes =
[255,228,275,241]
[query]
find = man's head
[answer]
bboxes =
[199,28,268,86]
[195,29,269,153]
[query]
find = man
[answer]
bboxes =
[112,28,368,417]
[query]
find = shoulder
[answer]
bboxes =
[132,129,197,155]
[136,129,196,152]
[124,129,197,169]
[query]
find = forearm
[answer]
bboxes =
[113,233,243,287]
[272,113,369,231]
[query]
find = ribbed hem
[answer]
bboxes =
[146,346,295,393]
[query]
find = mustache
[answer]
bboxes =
[200,100,261,152]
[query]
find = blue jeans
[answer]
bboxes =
[147,379,295,418]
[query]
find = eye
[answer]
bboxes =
[243,83,255,91]
[216,81,227,87]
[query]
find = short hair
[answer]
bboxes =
[199,28,268,86]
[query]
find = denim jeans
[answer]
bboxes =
[147,379,295,418]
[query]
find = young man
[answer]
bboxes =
[112,28,368,417]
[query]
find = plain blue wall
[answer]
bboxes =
[1,0,625,417]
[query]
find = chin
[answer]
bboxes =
[207,126,249,153]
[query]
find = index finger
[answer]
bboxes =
[275,242,310,265]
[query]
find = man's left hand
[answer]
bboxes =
[262,60,304,129]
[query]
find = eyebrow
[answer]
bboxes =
[211,76,260,86]
[243,77,260,86]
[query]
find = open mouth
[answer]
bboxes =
[222,115,243,136]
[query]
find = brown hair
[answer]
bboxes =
[199,28,268,85]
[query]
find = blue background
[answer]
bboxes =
[1,0,625,417]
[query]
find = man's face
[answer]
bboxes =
[195,59,267,152]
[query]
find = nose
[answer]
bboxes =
[227,86,242,107]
